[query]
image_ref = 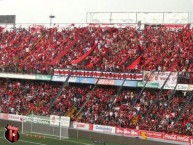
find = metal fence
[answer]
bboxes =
[86,12,190,24]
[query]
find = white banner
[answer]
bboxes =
[61,116,70,127]
[8,114,25,122]
[50,115,60,126]
[164,84,189,91]
[0,113,26,122]
[0,73,35,80]
[52,76,77,82]
[50,115,70,127]
[176,84,189,91]
[144,71,177,87]
[93,124,115,134]
[54,69,143,80]
[52,76,67,82]
[164,84,176,90]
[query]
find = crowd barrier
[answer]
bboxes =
[71,121,192,144]
[0,113,192,144]
[0,72,193,90]
[0,119,183,145]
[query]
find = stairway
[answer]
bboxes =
[173,92,193,126]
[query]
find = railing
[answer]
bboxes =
[48,68,74,112]
[75,73,102,117]
[86,12,190,24]
[1,22,193,30]
[173,91,193,126]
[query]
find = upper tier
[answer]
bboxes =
[0,25,192,74]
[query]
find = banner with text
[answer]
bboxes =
[163,133,190,142]
[93,124,115,134]
[116,127,139,136]
[139,130,163,139]
[50,115,70,127]
[61,116,70,127]
[98,79,115,85]
[52,76,77,82]
[26,114,50,125]
[54,69,143,80]
[35,75,52,81]
[0,113,26,122]
[143,71,177,87]
[72,121,93,131]
[50,115,60,126]
[137,82,160,88]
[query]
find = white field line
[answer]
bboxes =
[17,139,47,145]
[25,132,62,138]
[0,137,47,145]
[29,134,92,145]
[0,130,92,145]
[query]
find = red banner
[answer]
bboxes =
[72,122,93,131]
[163,133,190,142]
[1,113,8,120]
[116,127,139,136]
[98,79,115,85]
[54,69,143,80]
[116,127,124,135]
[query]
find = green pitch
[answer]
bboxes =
[0,129,124,145]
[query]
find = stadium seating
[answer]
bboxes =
[2,25,193,73]
[0,79,192,136]
[0,25,193,136]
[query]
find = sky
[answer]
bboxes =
[0,0,193,25]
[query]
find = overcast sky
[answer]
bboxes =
[0,0,193,24]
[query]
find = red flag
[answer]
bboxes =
[127,55,142,70]
[184,23,190,30]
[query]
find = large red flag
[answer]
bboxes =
[127,55,142,70]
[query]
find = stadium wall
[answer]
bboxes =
[68,128,180,145]
[0,119,183,145]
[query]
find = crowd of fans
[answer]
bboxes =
[0,79,62,115]
[0,25,192,74]
[0,24,193,137]
[0,79,192,136]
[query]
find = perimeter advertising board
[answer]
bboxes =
[72,121,93,131]
[93,124,115,134]
[50,115,70,127]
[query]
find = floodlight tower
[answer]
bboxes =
[49,14,55,26]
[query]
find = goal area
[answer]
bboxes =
[21,114,69,140]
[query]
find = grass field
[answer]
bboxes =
[0,129,124,145]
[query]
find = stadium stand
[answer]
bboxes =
[0,25,191,73]
[0,79,192,136]
[0,24,193,137]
